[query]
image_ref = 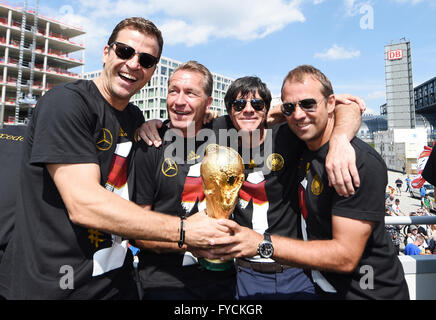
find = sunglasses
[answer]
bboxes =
[232,99,266,112]
[281,98,323,116]
[110,41,158,69]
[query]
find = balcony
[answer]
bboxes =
[0,16,84,49]
[0,36,84,67]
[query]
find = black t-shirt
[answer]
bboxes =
[0,80,144,299]
[0,125,26,264]
[297,138,409,300]
[134,122,235,297]
[213,117,304,259]
[422,146,436,185]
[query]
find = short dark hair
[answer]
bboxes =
[107,17,164,60]
[224,76,272,115]
[169,60,213,97]
[281,65,333,100]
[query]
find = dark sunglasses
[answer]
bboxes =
[232,99,266,112]
[281,98,322,116]
[110,41,158,69]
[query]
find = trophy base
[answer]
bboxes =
[198,258,234,271]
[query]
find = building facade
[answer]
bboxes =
[384,40,415,129]
[0,3,85,125]
[356,114,388,145]
[374,128,427,174]
[415,77,436,113]
[84,56,234,120]
[414,77,436,141]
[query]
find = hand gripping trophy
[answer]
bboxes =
[199,144,245,271]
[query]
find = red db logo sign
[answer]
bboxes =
[387,49,403,61]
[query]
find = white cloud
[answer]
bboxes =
[343,0,373,16]
[42,0,306,49]
[391,0,424,4]
[151,0,306,45]
[314,44,361,60]
[365,90,386,100]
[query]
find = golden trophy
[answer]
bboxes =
[198,144,245,271]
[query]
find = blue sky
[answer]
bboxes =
[8,0,436,114]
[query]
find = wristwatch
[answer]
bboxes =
[257,233,274,259]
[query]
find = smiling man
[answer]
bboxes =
[0,18,229,300]
[211,66,410,300]
[133,61,237,300]
[137,75,365,300]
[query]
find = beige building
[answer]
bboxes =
[0,3,85,125]
[374,128,427,173]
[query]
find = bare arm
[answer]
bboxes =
[134,204,188,253]
[326,100,362,197]
[272,215,373,273]
[209,215,373,273]
[47,163,228,247]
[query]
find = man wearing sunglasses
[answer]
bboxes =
[210,65,409,300]
[139,74,365,299]
[0,18,230,300]
[133,60,238,300]
[212,76,364,300]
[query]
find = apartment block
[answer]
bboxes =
[0,3,85,124]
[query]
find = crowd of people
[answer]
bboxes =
[385,175,436,256]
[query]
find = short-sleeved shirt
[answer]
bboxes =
[297,137,409,300]
[213,116,305,260]
[0,80,144,299]
[133,123,235,298]
[0,125,26,264]
[420,187,427,198]
[404,243,422,256]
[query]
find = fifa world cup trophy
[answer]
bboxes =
[198,144,245,271]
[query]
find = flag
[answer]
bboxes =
[411,145,433,188]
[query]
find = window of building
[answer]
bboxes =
[160,109,167,119]
[161,66,167,76]
[144,110,150,120]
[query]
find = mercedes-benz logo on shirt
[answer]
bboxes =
[161,158,178,177]
[96,128,113,151]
